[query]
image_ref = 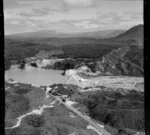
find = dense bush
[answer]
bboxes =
[5,59,11,70]
[24,115,45,127]
[19,59,26,69]
[52,60,76,70]
[50,84,76,97]
[5,127,42,135]
[85,63,97,72]
[63,44,118,58]
[5,39,55,70]
[6,94,31,118]
[30,63,38,68]
[81,91,144,131]
[15,88,32,95]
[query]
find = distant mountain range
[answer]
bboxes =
[6,24,143,46]
[7,29,125,39]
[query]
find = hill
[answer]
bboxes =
[94,46,143,76]
[114,24,143,46]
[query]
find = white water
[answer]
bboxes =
[5,66,68,86]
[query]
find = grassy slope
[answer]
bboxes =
[78,90,144,133]
[5,81,144,135]
[5,82,99,135]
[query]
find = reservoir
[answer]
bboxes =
[5,65,68,86]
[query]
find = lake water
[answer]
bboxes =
[5,66,68,86]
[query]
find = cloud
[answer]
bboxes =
[97,11,143,30]
[96,10,143,26]
[63,0,93,7]
[4,0,69,13]
[73,20,99,29]
[4,0,143,34]
[18,8,52,17]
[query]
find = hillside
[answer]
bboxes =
[5,37,128,70]
[44,45,143,76]
[114,24,143,46]
[95,46,143,76]
[5,24,143,75]
[5,79,144,135]
[5,82,105,135]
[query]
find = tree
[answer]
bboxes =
[30,63,38,68]
[19,60,26,70]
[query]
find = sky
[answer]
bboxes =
[4,0,143,35]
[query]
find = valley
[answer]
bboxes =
[5,24,144,135]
